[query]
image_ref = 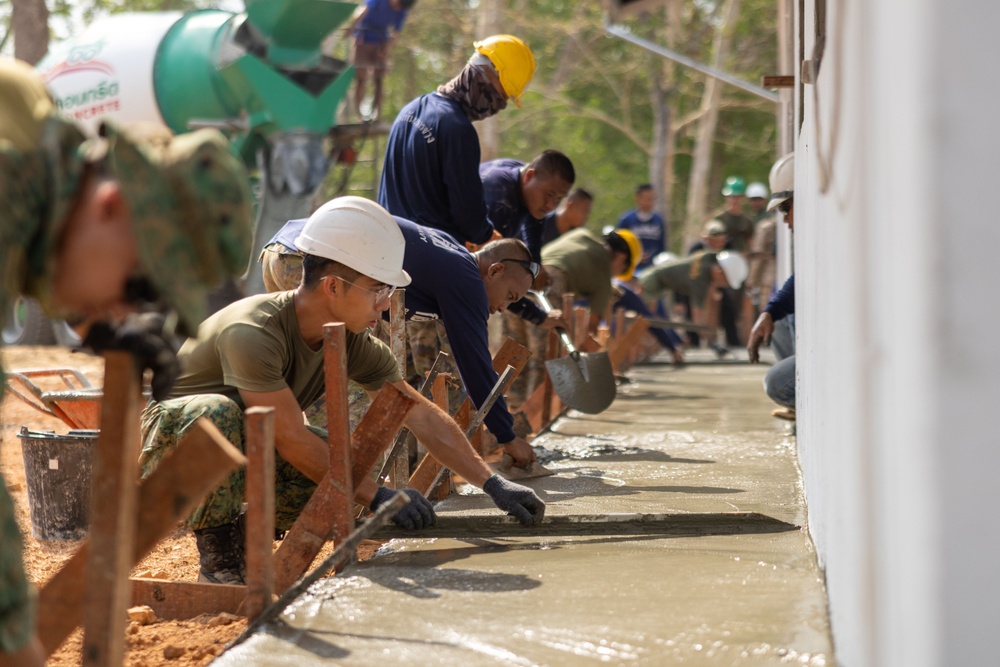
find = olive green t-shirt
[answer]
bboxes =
[540,228,613,314]
[638,251,718,308]
[170,291,401,409]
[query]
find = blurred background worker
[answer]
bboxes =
[379,34,536,246]
[617,183,667,273]
[540,188,593,246]
[349,0,416,120]
[747,153,797,421]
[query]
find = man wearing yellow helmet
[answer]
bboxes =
[378,34,536,247]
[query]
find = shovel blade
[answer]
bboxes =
[544,350,616,414]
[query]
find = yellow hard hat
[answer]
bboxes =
[474,34,536,107]
[608,228,643,281]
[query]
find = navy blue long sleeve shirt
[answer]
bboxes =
[390,217,516,443]
[764,274,795,321]
[378,93,494,246]
[479,158,545,262]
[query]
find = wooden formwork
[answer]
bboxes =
[36,323,419,662]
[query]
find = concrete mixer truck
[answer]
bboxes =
[3,0,363,346]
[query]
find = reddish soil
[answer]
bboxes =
[1,345,383,666]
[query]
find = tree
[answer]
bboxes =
[9,0,48,64]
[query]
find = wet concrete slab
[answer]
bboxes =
[216,351,832,666]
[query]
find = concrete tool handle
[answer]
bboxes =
[531,291,579,357]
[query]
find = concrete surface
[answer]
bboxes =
[215,350,833,666]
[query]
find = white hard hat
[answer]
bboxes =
[716,251,749,289]
[746,182,769,199]
[767,152,794,211]
[652,251,677,266]
[295,197,411,286]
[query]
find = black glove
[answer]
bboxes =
[370,487,436,530]
[483,474,546,526]
[81,313,181,401]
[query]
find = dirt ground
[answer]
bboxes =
[0,345,382,666]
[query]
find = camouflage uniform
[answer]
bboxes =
[261,243,464,411]
[139,396,320,531]
[0,60,251,652]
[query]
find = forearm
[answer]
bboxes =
[273,419,332,485]
[403,397,492,487]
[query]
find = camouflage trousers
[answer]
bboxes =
[0,476,33,652]
[139,395,323,532]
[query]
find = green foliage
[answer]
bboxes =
[330,0,779,242]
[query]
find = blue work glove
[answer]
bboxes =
[483,474,546,526]
[370,487,436,530]
[81,313,181,401]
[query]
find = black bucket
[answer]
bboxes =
[18,427,98,540]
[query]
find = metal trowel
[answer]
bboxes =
[489,453,555,481]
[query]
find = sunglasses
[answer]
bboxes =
[333,275,396,303]
[778,199,794,215]
[500,258,540,279]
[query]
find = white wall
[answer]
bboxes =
[796,0,1000,665]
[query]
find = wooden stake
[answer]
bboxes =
[407,339,529,493]
[81,352,141,667]
[573,306,589,348]
[562,292,575,343]
[388,290,407,487]
[272,324,354,592]
[39,419,246,656]
[541,329,558,426]
[609,316,650,373]
[349,383,416,490]
[244,406,275,621]
[614,307,626,345]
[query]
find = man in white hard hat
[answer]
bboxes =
[637,249,748,326]
[139,197,546,585]
[260,213,545,467]
[747,152,796,420]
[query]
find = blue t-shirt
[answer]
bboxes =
[617,209,666,270]
[479,158,545,262]
[379,93,494,246]
[391,217,516,443]
[354,0,408,44]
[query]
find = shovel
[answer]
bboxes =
[533,291,616,414]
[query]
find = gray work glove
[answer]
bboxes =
[81,313,180,401]
[370,487,436,530]
[483,474,546,526]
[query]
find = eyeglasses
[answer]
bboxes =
[330,275,396,303]
[778,199,794,215]
[500,258,540,279]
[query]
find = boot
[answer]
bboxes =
[194,514,246,585]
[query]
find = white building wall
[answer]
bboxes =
[795,0,1000,664]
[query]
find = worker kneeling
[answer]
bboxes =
[139,197,545,585]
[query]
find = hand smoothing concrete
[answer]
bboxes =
[216,351,833,665]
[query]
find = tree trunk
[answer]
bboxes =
[650,0,683,252]
[684,0,742,245]
[475,0,503,160]
[12,0,49,66]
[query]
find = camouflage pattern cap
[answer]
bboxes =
[98,121,253,335]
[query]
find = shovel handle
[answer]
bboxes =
[531,291,578,356]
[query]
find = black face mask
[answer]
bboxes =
[437,63,508,121]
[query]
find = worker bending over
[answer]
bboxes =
[139,197,545,585]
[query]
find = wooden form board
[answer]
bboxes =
[82,352,141,667]
[609,315,650,373]
[244,407,276,621]
[406,338,529,495]
[38,419,246,656]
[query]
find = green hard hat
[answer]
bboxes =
[721,175,746,196]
